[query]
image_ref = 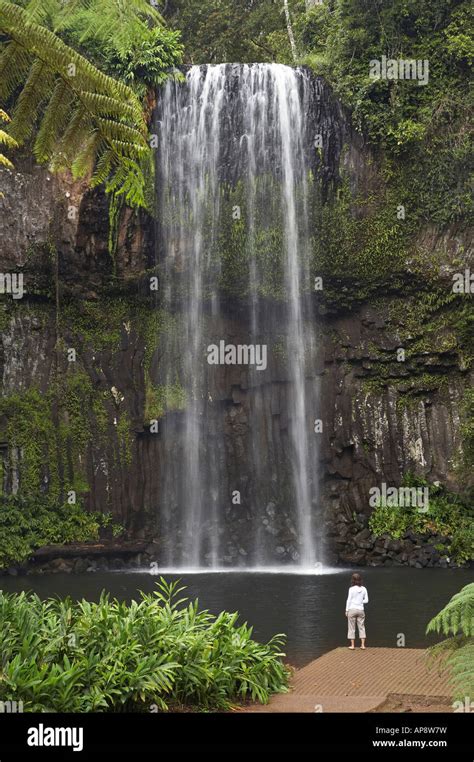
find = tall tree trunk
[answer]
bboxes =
[283,0,298,62]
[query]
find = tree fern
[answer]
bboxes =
[426,583,474,700]
[0,0,149,206]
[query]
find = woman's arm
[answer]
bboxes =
[363,587,369,604]
[345,588,352,612]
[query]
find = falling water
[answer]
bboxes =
[156,64,321,568]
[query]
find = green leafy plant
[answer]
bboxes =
[101,26,183,96]
[0,495,114,568]
[426,583,474,701]
[0,579,289,711]
[368,475,474,565]
[299,0,473,226]
[0,0,149,206]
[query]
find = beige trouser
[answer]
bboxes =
[347,608,366,639]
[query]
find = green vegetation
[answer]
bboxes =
[427,583,474,701]
[0,579,289,711]
[0,2,471,575]
[0,495,114,568]
[311,179,410,293]
[0,1,147,207]
[166,0,293,64]
[0,375,108,502]
[215,179,287,300]
[60,299,128,351]
[459,388,474,477]
[167,2,472,292]
[145,381,187,422]
[0,108,17,172]
[302,0,472,240]
[0,297,185,568]
[50,0,182,93]
[0,0,183,208]
[368,475,474,565]
[300,1,471,152]
[0,370,122,567]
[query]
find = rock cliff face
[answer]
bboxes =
[0,78,471,570]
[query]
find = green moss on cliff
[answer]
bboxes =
[0,368,118,568]
[145,380,187,422]
[0,369,110,501]
[312,180,411,291]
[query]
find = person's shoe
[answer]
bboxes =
[348,645,355,649]
[360,646,366,649]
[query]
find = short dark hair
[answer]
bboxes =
[351,573,363,586]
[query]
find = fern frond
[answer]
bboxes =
[9,58,55,144]
[0,127,17,150]
[426,583,474,638]
[79,92,137,121]
[449,641,474,699]
[0,154,14,169]
[90,146,116,187]
[71,129,101,179]
[109,139,148,159]
[105,157,146,207]
[0,42,33,101]
[0,110,18,178]
[34,79,75,163]
[0,2,146,123]
[49,106,91,170]
[427,584,474,701]
[18,0,62,27]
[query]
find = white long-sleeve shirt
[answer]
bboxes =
[346,585,369,612]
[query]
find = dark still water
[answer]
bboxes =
[1,568,471,667]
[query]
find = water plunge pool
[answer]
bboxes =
[1,567,470,667]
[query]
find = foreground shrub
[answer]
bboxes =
[0,579,289,711]
[427,583,474,702]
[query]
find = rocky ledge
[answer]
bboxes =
[325,512,469,569]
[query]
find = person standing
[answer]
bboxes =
[345,572,368,649]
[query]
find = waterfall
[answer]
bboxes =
[156,63,321,569]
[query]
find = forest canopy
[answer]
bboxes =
[0,0,471,220]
